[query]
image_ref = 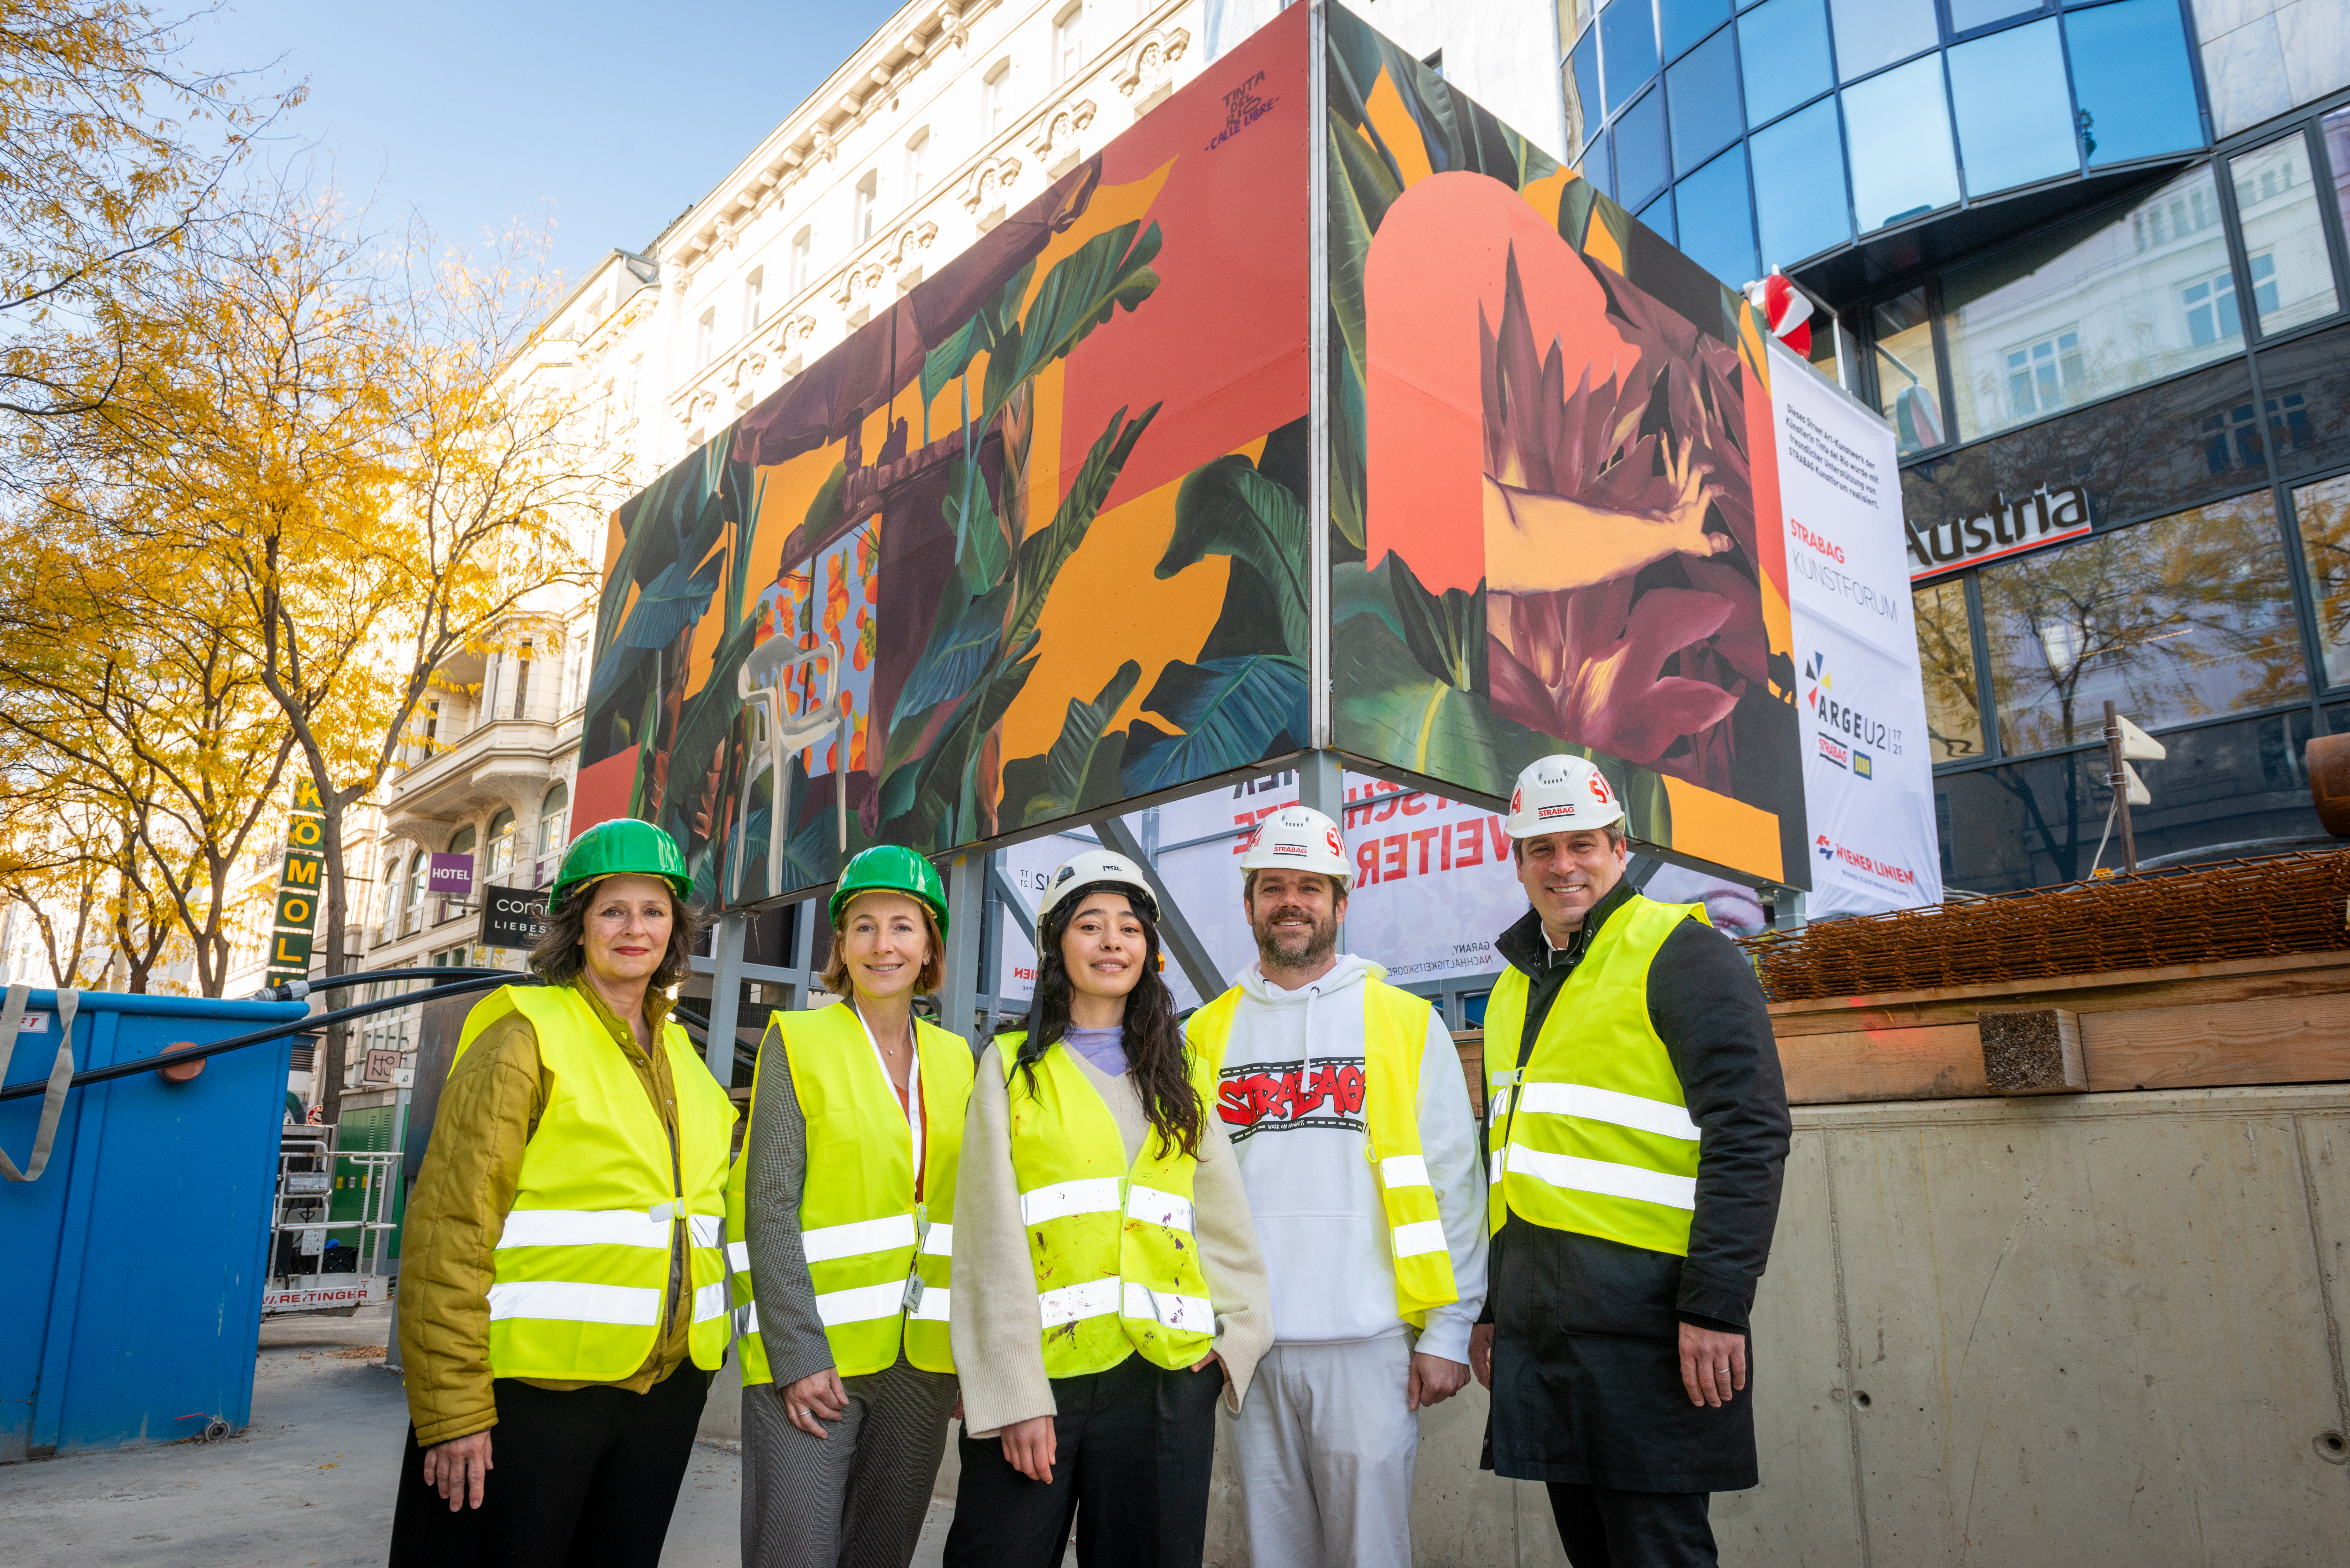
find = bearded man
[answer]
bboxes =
[1183,804,1488,1568]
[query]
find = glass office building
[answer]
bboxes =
[1557,0,2350,893]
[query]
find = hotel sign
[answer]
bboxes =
[1906,483,2092,580]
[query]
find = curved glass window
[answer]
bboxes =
[1638,189,1677,244]
[1829,0,1935,81]
[1979,494,2306,754]
[1948,0,2039,31]
[1912,580,1986,762]
[1675,146,1757,285]
[2294,473,2350,689]
[1949,18,2078,197]
[448,825,476,856]
[1660,0,1729,61]
[1871,286,1944,455]
[1615,86,1672,209]
[1941,166,2240,443]
[1737,0,1831,127]
[1567,31,1603,153]
[1560,0,1595,53]
[2230,135,2341,337]
[1844,55,1960,233]
[1667,26,1743,173]
[1752,96,1850,267]
[1602,0,1661,111]
[2065,0,2202,168]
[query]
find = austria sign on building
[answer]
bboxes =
[1768,340,1942,916]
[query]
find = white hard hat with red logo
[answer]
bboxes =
[1237,804,1353,890]
[1504,754,1626,838]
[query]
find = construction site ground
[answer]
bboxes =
[0,1305,983,1567]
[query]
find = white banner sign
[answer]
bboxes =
[1770,339,1943,916]
[993,771,1532,1007]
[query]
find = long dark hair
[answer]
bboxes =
[1014,880,1202,1160]
[529,878,708,994]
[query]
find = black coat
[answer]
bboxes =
[1480,882,1791,1493]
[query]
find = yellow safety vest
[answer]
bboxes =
[451,984,737,1380]
[1187,979,1458,1328]
[723,1002,970,1383]
[997,1031,1219,1378]
[1483,895,1708,1256]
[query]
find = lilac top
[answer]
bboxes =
[1061,1025,1129,1077]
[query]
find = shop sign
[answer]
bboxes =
[427,853,474,900]
[480,886,551,950]
[1906,483,2091,580]
[363,1048,400,1083]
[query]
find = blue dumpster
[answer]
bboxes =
[1,988,311,1461]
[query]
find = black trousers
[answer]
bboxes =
[387,1364,713,1568]
[1547,1484,1716,1568]
[944,1354,1223,1568]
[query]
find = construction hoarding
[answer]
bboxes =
[574,5,1861,910]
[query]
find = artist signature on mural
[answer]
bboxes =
[1207,71,1278,150]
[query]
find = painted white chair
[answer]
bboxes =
[730,633,847,904]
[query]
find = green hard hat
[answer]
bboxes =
[829,845,950,936]
[552,817,693,906]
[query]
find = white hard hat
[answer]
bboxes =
[1237,805,1353,890]
[1037,847,1160,923]
[1504,754,1626,838]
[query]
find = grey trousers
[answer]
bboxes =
[740,1354,959,1568]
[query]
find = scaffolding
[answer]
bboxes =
[262,1124,402,1316]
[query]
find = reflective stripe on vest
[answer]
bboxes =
[1483,896,1707,1257]
[998,1031,1219,1377]
[453,984,738,1382]
[722,1001,972,1384]
[1187,978,1459,1328]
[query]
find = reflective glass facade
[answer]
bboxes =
[1558,0,2212,286]
[1894,97,2350,892]
[1554,0,2350,891]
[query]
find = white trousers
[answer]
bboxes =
[1226,1333,1419,1568]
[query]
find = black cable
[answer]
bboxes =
[246,966,521,1003]
[0,974,541,1102]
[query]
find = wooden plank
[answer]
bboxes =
[1765,950,2350,1030]
[1768,958,2350,1037]
[1779,1024,1987,1105]
[2083,998,2350,1092]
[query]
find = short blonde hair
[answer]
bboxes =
[820,895,945,997]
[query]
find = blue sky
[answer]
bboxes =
[193,1,906,285]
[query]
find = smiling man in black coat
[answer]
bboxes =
[1467,754,1791,1568]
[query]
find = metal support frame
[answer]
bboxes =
[1094,814,1225,1002]
[990,858,1037,944]
[939,851,986,1042]
[1294,749,1348,950]
[703,911,746,1082]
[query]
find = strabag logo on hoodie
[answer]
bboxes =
[1217,1057,1368,1140]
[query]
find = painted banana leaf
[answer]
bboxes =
[1000,659,1141,826]
[1122,653,1309,794]
[1160,454,1310,659]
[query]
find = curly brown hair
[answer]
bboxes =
[528,877,709,994]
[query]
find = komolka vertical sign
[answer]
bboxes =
[268,778,326,987]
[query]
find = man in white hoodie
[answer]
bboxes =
[1185,804,1489,1568]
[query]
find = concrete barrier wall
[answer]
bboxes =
[704,1083,2350,1564]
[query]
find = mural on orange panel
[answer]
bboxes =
[572,8,1312,905]
[1326,6,1803,885]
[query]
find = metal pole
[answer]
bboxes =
[939,851,985,1044]
[1296,749,1347,951]
[2103,699,2138,875]
[1094,815,1225,1002]
[705,910,746,1083]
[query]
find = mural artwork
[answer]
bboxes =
[1326,7,1806,886]
[574,11,1312,906]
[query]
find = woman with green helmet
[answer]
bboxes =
[944,848,1270,1567]
[728,842,974,1568]
[390,817,739,1568]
